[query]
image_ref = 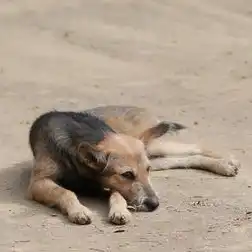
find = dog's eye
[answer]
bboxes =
[108,153,119,161]
[121,171,135,180]
[147,166,151,172]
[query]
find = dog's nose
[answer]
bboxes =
[143,197,159,211]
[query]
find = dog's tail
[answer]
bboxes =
[163,121,187,133]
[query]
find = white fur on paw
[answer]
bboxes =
[109,207,131,225]
[68,205,93,225]
[220,158,240,176]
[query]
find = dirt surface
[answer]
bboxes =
[1,0,252,251]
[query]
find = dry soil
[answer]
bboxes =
[0,1,252,251]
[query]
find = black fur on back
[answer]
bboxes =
[29,111,115,157]
[29,111,115,192]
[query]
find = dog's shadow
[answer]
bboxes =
[0,161,109,224]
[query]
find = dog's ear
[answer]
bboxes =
[77,142,108,172]
[139,121,186,145]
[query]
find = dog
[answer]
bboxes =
[27,105,240,225]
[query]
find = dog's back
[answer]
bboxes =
[29,106,185,158]
[29,111,114,157]
[84,105,161,138]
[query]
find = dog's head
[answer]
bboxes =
[77,121,180,212]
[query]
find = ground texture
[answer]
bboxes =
[0,0,252,251]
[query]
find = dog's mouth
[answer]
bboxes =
[127,201,159,212]
[127,196,160,212]
[127,204,148,212]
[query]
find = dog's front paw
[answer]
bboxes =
[67,205,93,225]
[220,157,240,177]
[109,207,131,225]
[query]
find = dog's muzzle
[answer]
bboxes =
[128,195,159,212]
[143,196,159,211]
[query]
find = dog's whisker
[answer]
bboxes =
[127,205,137,212]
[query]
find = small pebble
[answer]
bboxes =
[113,229,125,233]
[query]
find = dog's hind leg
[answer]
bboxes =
[147,139,221,158]
[147,139,240,176]
[150,155,240,176]
[108,191,131,225]
[27,158,93,225]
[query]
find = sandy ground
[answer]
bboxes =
[0,0,252,251]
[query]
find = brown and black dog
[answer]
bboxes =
[27,105,240,225]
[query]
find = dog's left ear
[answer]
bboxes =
[77,142,108,172]
[139,121,186,145]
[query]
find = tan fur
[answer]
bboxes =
[28,155,92,224]
[109,191,131,225]
[97,133,153,213]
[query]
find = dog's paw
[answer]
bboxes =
[67,205,92,225]
[109,207,131,225]
[220,158,240,177]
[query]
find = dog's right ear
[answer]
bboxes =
[77,142,108,172]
